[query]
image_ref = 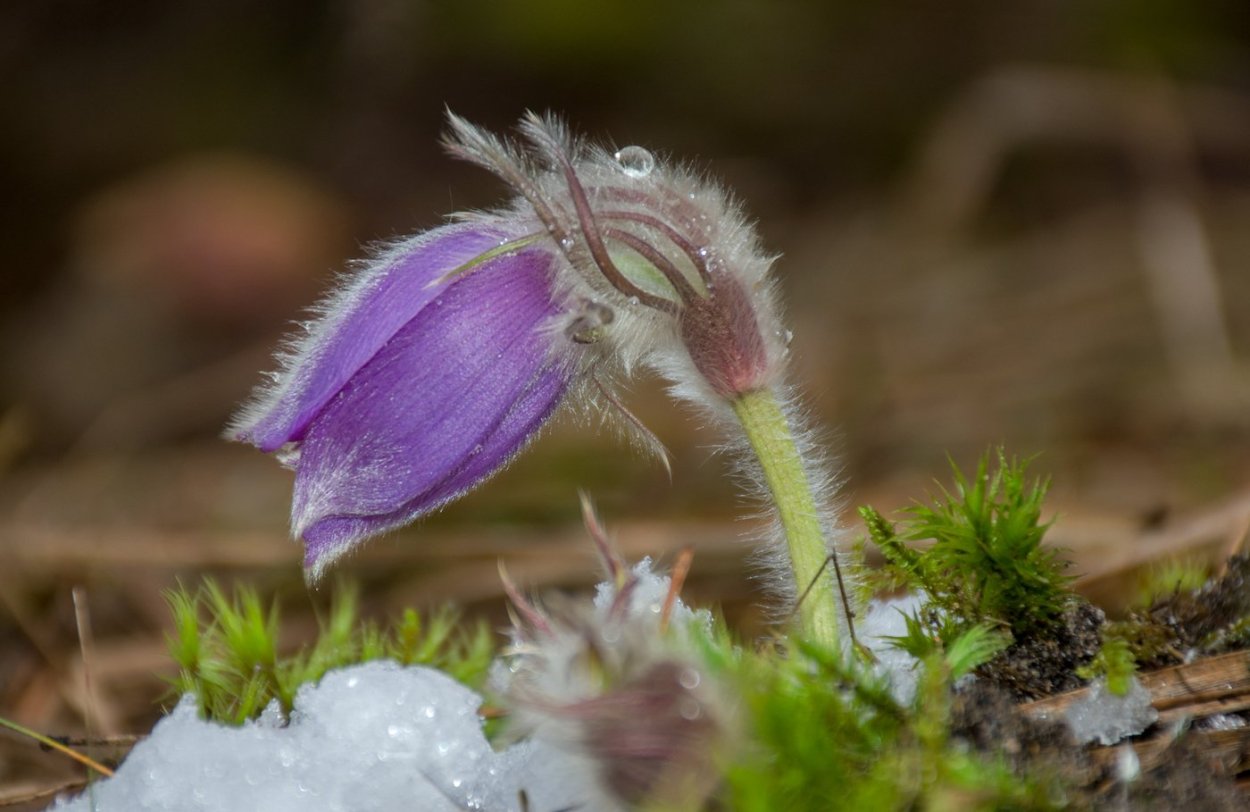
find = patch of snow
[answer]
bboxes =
[1196,713,1247,731]
[859,593,925,705]
[1114,744,1141,783]
[1064,678,1158,745]
[592,556,712,632]
[48,662,604,812]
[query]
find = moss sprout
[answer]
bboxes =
[164,580,493,724]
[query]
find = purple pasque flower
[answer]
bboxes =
[233,112,790,579]
[229,221,570,578]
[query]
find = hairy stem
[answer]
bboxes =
[731,387,843,648]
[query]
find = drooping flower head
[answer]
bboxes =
[230,112,800,583]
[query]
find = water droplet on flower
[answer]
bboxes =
[614,146,655,178]
[627,295,640,306]
[777,329,794,347]
[679,667,702,690]
[452,778,463,789]
[424,706,436,719]
[559,236,575,250]
[679,697,702,720]
[696,247,710,258]
[346,677,359,688]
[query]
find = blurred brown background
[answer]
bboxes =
[3,0,1250,800]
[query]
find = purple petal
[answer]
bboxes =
[289,246,568,578]
[230,220,526,453]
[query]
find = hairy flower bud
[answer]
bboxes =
[497,519,730,810]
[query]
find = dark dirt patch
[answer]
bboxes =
[978,600,1105,700]
[952,681,1092,782]
[1099,734,1246,812]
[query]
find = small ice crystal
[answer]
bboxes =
[1064,678,1158,746]
[1196,713,1247,731]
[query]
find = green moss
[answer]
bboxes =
[1132,558,1211,609]
[1101,554,1250,670]
[717,626,1062,811]
[1075,637,1138,696]
[164,579,493,724]
[859,448,1074,641]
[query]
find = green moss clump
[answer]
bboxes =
[718,626,1063,811]
[858,449,1105,699]
[1101,554,1250,670]
[859,448,1074,638]
[164,579,493,725]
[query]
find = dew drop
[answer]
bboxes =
[424,705,436,719]
[679,697,703,720]
[627,295,640,306]
[679,667,702,690]
[559,236,575,250]
[777,329,794,347]
[614,145,655,178]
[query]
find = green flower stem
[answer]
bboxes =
[731,387,842,648]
